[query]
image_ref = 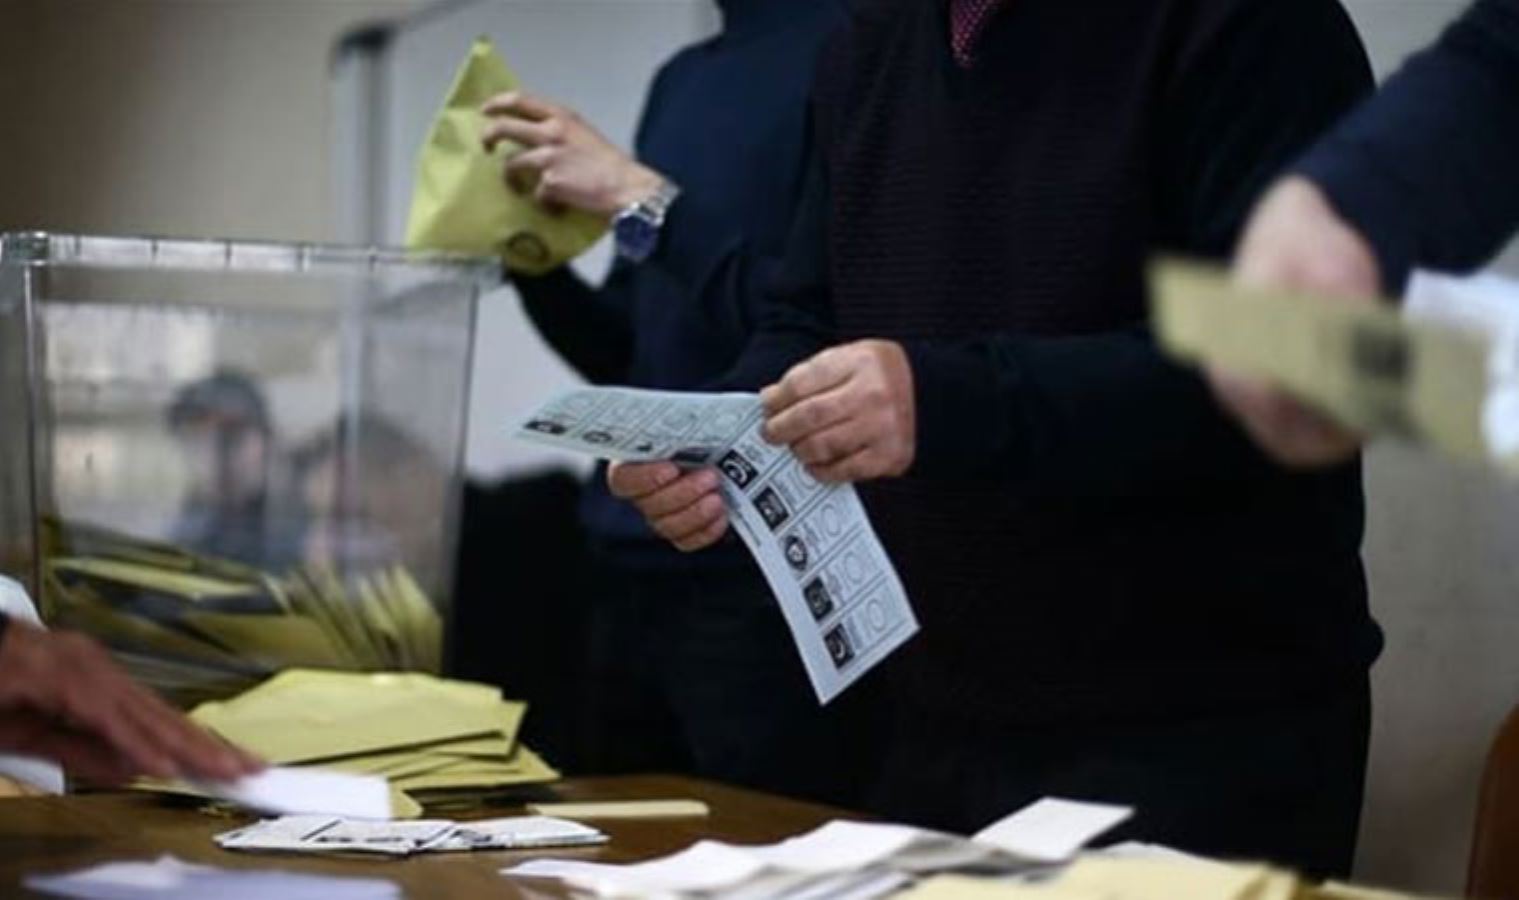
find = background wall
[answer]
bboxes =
[1338,3,1519,893]
[0,0,421,239]
[2,0,1518,896]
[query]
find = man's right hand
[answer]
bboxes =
[0,622,263,785]
[1208,176,1383,467]
[481,92,665,221]
[607,461,729,552]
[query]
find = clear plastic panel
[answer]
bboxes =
[0,232,491,706]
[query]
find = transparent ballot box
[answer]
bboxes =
[0,232,494,706]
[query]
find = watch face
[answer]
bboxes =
[615,212,659,262]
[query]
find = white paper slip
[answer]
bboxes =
[217,815,607,858]
[506,841,766,895]
[427,816,608,852]
[216,815,455,856]
[25,854,400,900]
[514,387,920,704]
[193,766,392,820]
[973,798,1133,863]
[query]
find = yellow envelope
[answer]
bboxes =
[405,36,606,275]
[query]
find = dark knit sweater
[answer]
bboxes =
[666,0,1385,724]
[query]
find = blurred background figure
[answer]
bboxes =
[167,371,302,568]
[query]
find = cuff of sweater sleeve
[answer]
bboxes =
[902,339,1003,479]
[1295,144,1420,296]
[652,189,743,294]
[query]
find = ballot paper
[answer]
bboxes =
[894,854,1451,900]
[503,797,1131,898]
[405,37,605,274]
[1150,260,1519,475]
[192,767,392,820]
[25,855,399,900]
[155,669,558,817]
[514,387,919,704]
[216,814,605,857]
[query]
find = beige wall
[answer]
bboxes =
[0,0,419,241]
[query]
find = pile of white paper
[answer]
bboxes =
[503,798,1131,899]
[515,387,919,704]
[25,855,399,900]
[216,814,606,857]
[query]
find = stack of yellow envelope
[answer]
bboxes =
[902,857,1443,900]
[186,669,558,817]
[41,520,443,708]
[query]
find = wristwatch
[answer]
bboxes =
[613,179,681,264]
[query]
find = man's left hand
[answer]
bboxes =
[761,340,916,483]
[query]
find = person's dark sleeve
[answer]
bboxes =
[1296,0,1519,293]
[710,141,836,391]
[514,55,698,385]
[905,0,1374,494]
[516,266,637,384]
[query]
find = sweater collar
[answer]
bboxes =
[717,0,821,37]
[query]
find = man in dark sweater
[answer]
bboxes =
[1208,0,1519,465]
[610,0,1384,876]
[477,0,876,806]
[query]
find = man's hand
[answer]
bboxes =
[761,340,916,483]
[0,622,263,785]
[1210,176,1383,467]
[481,92,665,220]
[608,461,729,552]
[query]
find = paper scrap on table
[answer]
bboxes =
[25,854,399,900]
[973,798,1133,863]
[217,815,605,857]
[503,796,1129,897]
[405,36,606,275]
[527,799,710,819]
[191,766,393,821]
[513,387,919,704]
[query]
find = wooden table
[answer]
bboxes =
[0,775,856,898]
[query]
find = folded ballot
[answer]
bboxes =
[136,669,557,818]
[1151,260,1519,476]
[42,519,444,709]
[504,798,1131,898]
[514,387,919,704]
[405,37,606,274]
[217,814,604,857]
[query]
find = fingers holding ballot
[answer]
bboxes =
[0,620,263,785]
[1206,176,1384,467]
[481,91,665,221]
[607,462,729,553]
[761,340,917,484]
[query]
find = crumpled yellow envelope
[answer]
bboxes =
[405,37,606,275]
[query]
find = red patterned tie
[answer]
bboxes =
[949,0,1008,67]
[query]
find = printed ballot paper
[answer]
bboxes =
[216,814,605,857]
[504,797,1132,898]
[514,387,919,704]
